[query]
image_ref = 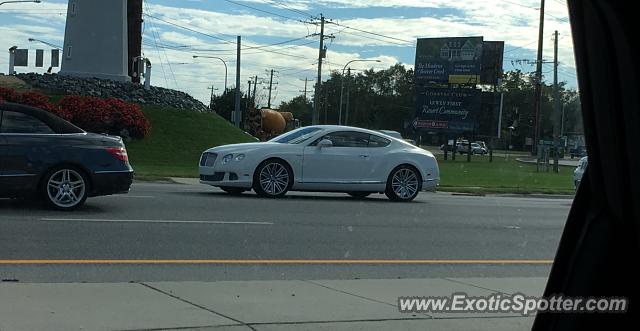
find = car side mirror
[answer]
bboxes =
[318,139,333,148]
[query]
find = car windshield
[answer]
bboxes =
[269,127,323,144]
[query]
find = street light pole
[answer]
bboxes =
[192,55,227,92]
[507,126,515,161]
[339,59,380,125]
[0,0,41,5]
[28,38,62,49]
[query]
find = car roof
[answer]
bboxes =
[0,102,84,134]
[305,125,392,137]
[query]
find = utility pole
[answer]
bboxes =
[207,85,217,110]
[127,0,143,83]
[234,35,241,128]
[252,75,258,105]
[248,80,252,101]
[532,0,545,155]
[267,69,274,108]
[300,77,308,99]
[553,30,560,173]
[313,14,325,125]
[345,67,351,125]
[560,103,565,136]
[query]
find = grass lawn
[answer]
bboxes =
[436,154,575,194]
[125,105,255,178]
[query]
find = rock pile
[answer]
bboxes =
[16,73,209,112]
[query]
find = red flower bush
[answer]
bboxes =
[0,87,150,139]
[58,95,151,139]
[0,87,19,102]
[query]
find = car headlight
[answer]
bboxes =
[234,154,245,161]
[222,154,233,164]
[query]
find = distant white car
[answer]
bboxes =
[573,156,588,189]
[457,142,487,155]
[199,125,440,201]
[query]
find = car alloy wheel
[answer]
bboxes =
[44,168,88,210]
[254,160,291,197]
[386,166,420,202]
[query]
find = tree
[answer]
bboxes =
[278,95,312,125]
[499,70,582,150]
[210,88,251,123]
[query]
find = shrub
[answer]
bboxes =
[58,95,150,139]
[0,87,150,139]
[0,87,19,102]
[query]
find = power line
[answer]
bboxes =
[504,40,539,53]
[144,13,236,44]
[266,0,315,19]
[327,21,415,46]
[327,27,413,47]
[145,0,178,88]
[143,14,315,60]
[223,0,302,22]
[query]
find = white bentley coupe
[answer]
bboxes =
[199,125,439,201]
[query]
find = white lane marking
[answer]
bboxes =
[40,218,273,225]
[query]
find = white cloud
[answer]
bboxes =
[0,0,578,105]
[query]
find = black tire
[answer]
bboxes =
[41,166,89,211]
[348,192,371,199]
[253,159,292,198]
[220,187,246,195]
[385,165,422,202]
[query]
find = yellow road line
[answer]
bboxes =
[0,259,553,265]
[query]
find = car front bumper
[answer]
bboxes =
[422,178,439,192]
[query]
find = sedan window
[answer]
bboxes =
[368,134,391,147]
[319,131,369,147]
[0,110,54,134]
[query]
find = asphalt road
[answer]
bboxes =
[0,182,572,282]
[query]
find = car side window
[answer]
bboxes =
[368,134,391,147]
[318,131,370,147]
[0,110,54,134]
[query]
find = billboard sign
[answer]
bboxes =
[414,88,482,132]
[480,41,505,85]
[414,37,483,84]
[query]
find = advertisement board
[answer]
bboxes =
[480,41,505,85]
[414,88,482,133]
[414,37,483,84]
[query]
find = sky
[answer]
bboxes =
[0,0,577,107]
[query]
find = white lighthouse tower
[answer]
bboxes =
[59,0,130,82]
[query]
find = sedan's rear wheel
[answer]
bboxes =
[253,159,292,198]
[43,167,89,210]
[385,165,421,202]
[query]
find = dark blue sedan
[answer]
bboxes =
[0,102,133,210]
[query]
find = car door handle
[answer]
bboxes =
[359,155,369,158]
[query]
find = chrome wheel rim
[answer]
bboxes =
[259,163,289,195]
[47,169,85,208]
[391,168,419,199]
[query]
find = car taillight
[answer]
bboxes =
[106,147,129,163]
